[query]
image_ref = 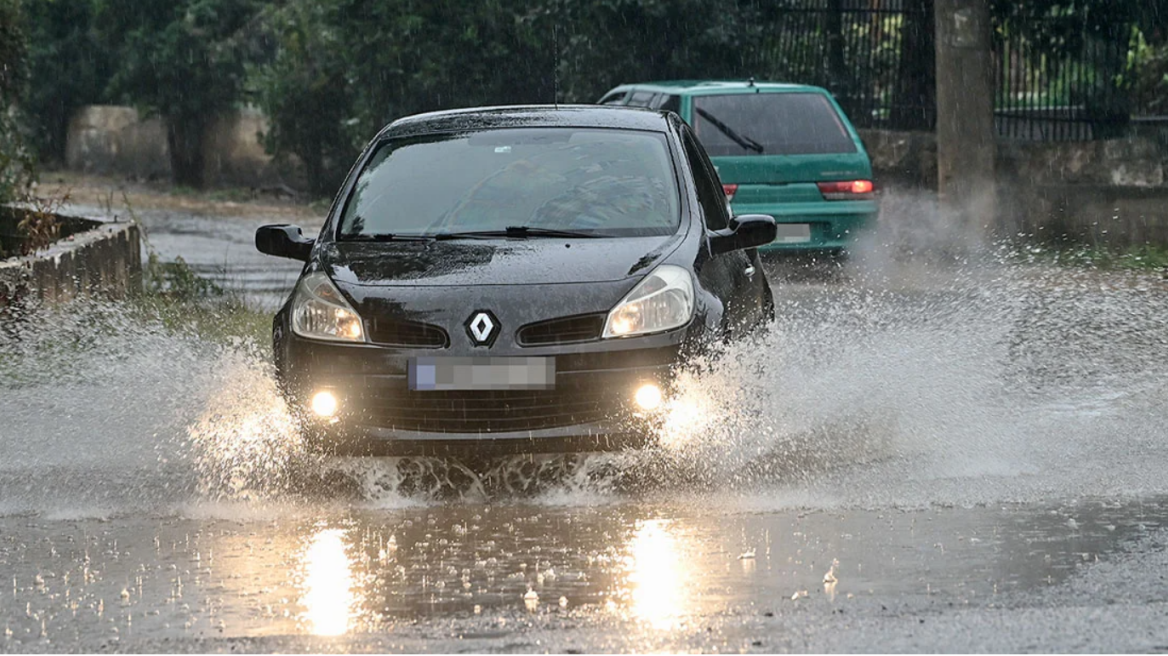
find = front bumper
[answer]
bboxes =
[277,331,684,455]
[732,199,879,251]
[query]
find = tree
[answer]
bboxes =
[0,0,34,209]
[96,0,259,187]
[21,0,112,165]
[891,0,935,130]
[546,0,760,103]
[253,0,358,197]
[253,0,557,195]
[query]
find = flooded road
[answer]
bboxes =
[3,191,1168,651]
[57,181,321,309]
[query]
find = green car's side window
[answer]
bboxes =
[657,95,681,114]
[599,90,628,105]
[681,127,730,232]
[627,90,656,107]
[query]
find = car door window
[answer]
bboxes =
[657,94,681,114]
[627,90,656,107]
[598,90,628,105]
[681,128,730,231]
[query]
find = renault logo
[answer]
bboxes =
[465,310,500,346]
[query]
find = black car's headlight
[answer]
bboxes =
[291,272,366,343]
[603,265,694,338]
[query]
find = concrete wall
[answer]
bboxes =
[0,213,141,308]
[861,129,1168,247]
[1000,184,1168,248]
[66,106,169,181]
[860,129,1168,189]
[65,105,293,188]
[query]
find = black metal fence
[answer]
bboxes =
[749,0,935,131]
[750,0,1162,141]
[994,7,1133,141]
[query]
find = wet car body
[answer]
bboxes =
[257,105,776,456]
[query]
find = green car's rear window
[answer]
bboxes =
[692,93,857,156]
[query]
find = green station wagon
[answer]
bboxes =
[599,81,878,253]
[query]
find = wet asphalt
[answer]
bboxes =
[1,200,1167,652]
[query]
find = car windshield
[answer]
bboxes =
[338,127,680,239]
[692,92,858,156]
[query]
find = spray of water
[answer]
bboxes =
[2,190,1167,513]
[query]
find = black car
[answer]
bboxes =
[256,105,776,456]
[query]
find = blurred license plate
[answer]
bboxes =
[774,223,812,243]
[409,357,555,391]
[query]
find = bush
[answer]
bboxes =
[0,0,36,258]
[252,0,359,197]
[21,0,112,165]
[96,0,260,188]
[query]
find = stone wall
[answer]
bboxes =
[999,184,1168,248]
[861,129,1168,247]
[0,213,141,308]
[65,106,169,181]
[859,129,1168,189]
[65,105,293,188]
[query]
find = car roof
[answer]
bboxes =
[379,105,673,140]
[611,80,827,96]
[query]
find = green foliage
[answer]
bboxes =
[143,252,224,301]
[20,0,111,164]
[10,0,1168,199]
[248,0,758,195]
[1125,27,1168,115]
[138,252,270,344]
[547,0,759,102]
[0,0,27,102]
[95,0,261,187]
[251,0,358,197]
[0,0,35,236]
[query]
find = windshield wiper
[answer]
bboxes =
[695,107,765,154]
[342,233,434,242]
[433,226,605,240]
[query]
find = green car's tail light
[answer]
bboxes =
[722,183,739,202]
[817,180,875,200]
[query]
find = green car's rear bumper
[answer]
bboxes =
[732,199,879,251]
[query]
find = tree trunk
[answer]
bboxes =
[165,116,206,188]
[303,133,327,199]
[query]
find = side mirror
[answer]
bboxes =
[708,214,776,256]
[256,224,314,261]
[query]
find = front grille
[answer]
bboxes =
[356,386,624,433]
[517,314,605,346]
[367,317,448,349]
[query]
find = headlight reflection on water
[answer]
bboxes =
[625,519,690,631]
[300,528,357,636]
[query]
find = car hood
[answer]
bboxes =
[318,235,683,287]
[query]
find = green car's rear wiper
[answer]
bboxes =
[433,226,605,240]
[695,107,765,154]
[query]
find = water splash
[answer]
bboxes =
[182,349,316,500]
[3,231,1168,513]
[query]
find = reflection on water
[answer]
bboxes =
[300,527,356,636]
[1,499,1165,646]
[626,519,688,630]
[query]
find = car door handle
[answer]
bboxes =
[744,265,756,278]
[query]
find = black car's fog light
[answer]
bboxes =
[310,390,340,419]
[633,383,664,411]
